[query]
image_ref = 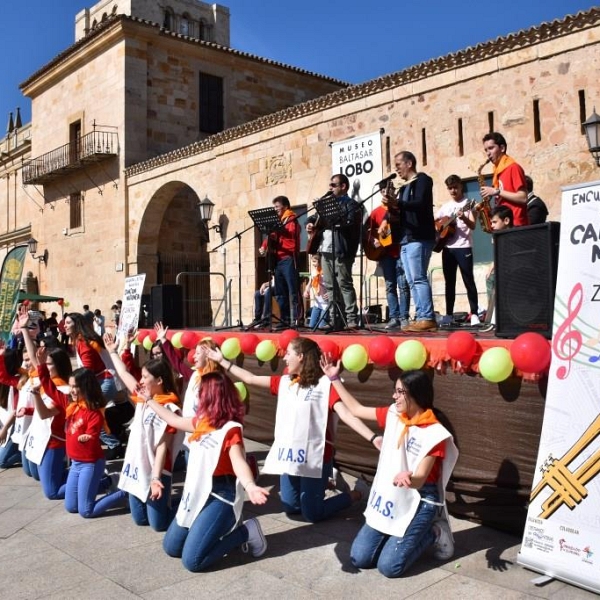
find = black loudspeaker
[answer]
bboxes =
[494,222,560,339]
[151,284,183,329]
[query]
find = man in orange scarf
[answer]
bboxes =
[259,196,301,329]
[480,132,528,226]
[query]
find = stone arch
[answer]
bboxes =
[136,181,212,327]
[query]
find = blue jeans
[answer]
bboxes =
[350,484,439,578]
[401,241,435,321]
[274,256,299,324]
[0,439,21,468]
[280,461,351,523]
[254,287,272,321]
[22,450,40,480]
[99,378,121,450]
[308,307,328,328]
[163,476,248,572]
[441,247,479,315]
[37,447,68,500]
[130,473,175,531]
[60,458,126,518]
[379,254,411,321]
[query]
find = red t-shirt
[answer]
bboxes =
[375,406,445,484]
[76,338,107,375]
[270,375,340,463]
[497,162,528,226]
[190,419,243,476]
[366,205,400,259]
[38,364,104,462]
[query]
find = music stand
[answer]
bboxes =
[311,196,348,332]
[248,208,285,330]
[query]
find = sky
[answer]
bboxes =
[0,0,598,129]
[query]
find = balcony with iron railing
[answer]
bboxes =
[22,130,118,185]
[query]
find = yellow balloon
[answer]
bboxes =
[342,344,368,372]
[256,339,277,362]
[479,347,514,383]
[234,381,248,401]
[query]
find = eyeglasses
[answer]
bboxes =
[393,388,407,396]
[329,182,340,188]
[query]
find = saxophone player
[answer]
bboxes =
[480,132,529,226]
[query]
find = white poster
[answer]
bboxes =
[117,274,146,339]
[518,181,600,594]
[331,131,384,217]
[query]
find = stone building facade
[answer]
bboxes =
[1,4,599,324]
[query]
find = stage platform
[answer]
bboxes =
[147,323,547,536]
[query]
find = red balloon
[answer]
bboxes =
[137,329,150,344]
[240,333,260,354]
[447,331,478,363]
[510,332,551,373]
[147,329,158,343]
[278,329,299,351]
[368,336,396,367]
[187,348,196,365]
[209,334,225,347]
[22,300,30,307]
[180,330,198,349]
[57,298,64,306]
[318,338,340,361]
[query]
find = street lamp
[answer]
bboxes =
[27,237,48,264]
[197,195,221,233]
[583,107,600,166]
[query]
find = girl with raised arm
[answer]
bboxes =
[104,332,184,531]
[207,336,380,523]
[146,370,269,572]
[36,349,126,518]
[321,357,458,578]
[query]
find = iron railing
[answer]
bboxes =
[22,130,118,184]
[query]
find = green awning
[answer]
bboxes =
[17,291,63,303]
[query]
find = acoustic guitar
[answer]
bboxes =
[364,223,393,261]
[433,199,476,253]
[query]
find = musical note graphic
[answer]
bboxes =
[530,415,600,519]
[552,283,584,379]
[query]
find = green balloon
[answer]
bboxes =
[221,337,241,360]
[143,336,153,351]
[256,339,277,362]
[395,340,427,370]
[342,344,368,373]
[234,381,248,401]
[479,347,514,383]
[171,331,184,349]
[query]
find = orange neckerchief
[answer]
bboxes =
[40,376,68,398]
[281,208,296,224]
[311,267,322,291]
[188,415,215,442]
[492,154,516,188]
[66,399,112,434]
[131,392,179,406]
[397,408,439,447]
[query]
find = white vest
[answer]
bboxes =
[24,383,69,465]
[176,421,244,529]
[118,401,184,502]
[182,371,201,418]
[364,405,458,538]
[11,384,35,449]
[263,375,331,478]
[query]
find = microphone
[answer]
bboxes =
[317,190,334,200]
[376,173,397,187]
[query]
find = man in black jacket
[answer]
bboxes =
[525,176,549,225]
[385,151,436,332]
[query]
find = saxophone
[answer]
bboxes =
[476,158,493,233]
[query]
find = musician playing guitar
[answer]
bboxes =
[364,181,411,330]
[435,175,480,326]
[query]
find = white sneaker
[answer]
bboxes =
[470,314,481,326]
[243,518,267,557]
[433,516,454,560]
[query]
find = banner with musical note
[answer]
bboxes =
[518,182,600,594]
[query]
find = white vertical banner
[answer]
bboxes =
[331,131,384,217]
[518,181,600,594]
[117,274,146,339]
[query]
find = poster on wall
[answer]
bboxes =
[518,181,600,594]
[117,273,146,340]
[331,130,384,217]
[0,246,27,344]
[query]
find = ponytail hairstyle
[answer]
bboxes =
[71,368,106,410]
